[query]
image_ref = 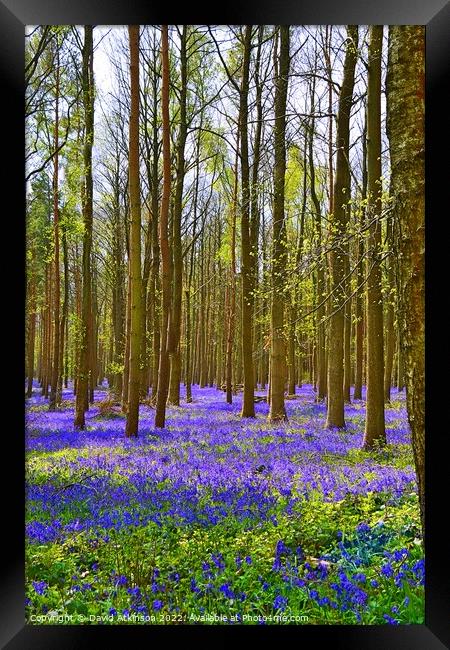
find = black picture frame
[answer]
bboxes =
[2,0,449,647]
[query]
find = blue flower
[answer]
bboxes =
[357,522,371,535]
[109,608,117,616]
[370,579,379,588]
[245,556,252,565]
[381,563,394,578]
[353,573,366,584]
[32,581,48,596]
[127,586,141,597]
[383,614,399,625]
[152,600,163,611]
[190,578,201,594]
[273,595,288,611]
[393,548,409,562]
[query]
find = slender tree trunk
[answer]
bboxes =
[150,44,161,403]
[308,94,327,401]
[49,48,60,410]
[26,273,36,398]
[343,284,352,402]
[226,132,239,405]
[56,228,69,405]
[387,25,425,535]
[363,25,386,449]
[125,24,143,437]
[155,25,172,428]
[269,25,290,422]
[122,263,131,410]
[89,272,97,403]
[239,25,256,418]
[354,119,368,400]
[168,25,188,405]
[384,212,395,402]
[325,25,358,429]
[74,25,94,428]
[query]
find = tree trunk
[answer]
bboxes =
[26,272,36,398]
[387,25,425,535]
[225,122,239,404]
[56,228,69,405]
[363,25,386,449]
[308,90,327,401]
[168,25,188,405]
[155,25,172,429]
[49,47,60,411]
[239,25,256,418]
[354,117,368,400]
[74,25,94,429]
[122,263,131,411]
[125,24,143,437]
[269,25,290,422]
[384,211,395,402]
[325,26,358,429]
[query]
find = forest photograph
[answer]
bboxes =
[25,24,425,626]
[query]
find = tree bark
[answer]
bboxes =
[155,24,172,428]
[125,24,143,437]
[354,117,368,400]
[363,25,386,449]
[26,272,36,398]
[74,25,94,428]
[239,25,256,418]
[387,25,425,535]
[49,45,60,410]
[269,25,290,422]
[325,25,358,429]
[168,26,188,405]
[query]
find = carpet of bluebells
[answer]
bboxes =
[25,381,424,625]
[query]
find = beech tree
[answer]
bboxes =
[268,25,290,422]
[154,25,172,429]
[74,25,94,429]
[325,25,358,429]
[387,25,425,534]
[363,25,386,449]
[124,24,142,438]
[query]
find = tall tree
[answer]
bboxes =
[168,25,188,405]
[74,25,94,429]
[354,117,367,400]
[325,25,358,429]
[124,24,143,437]
[239,25,256,418]
[268,25,290,422]
[48,42,61,410]
[154,24,172,428]
[387,25,425,534]
[363,25,386,449]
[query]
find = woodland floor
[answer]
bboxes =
[25,383,424,625]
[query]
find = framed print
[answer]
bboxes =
[1,0,449,647]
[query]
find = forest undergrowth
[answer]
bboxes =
[25,383,424,625]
